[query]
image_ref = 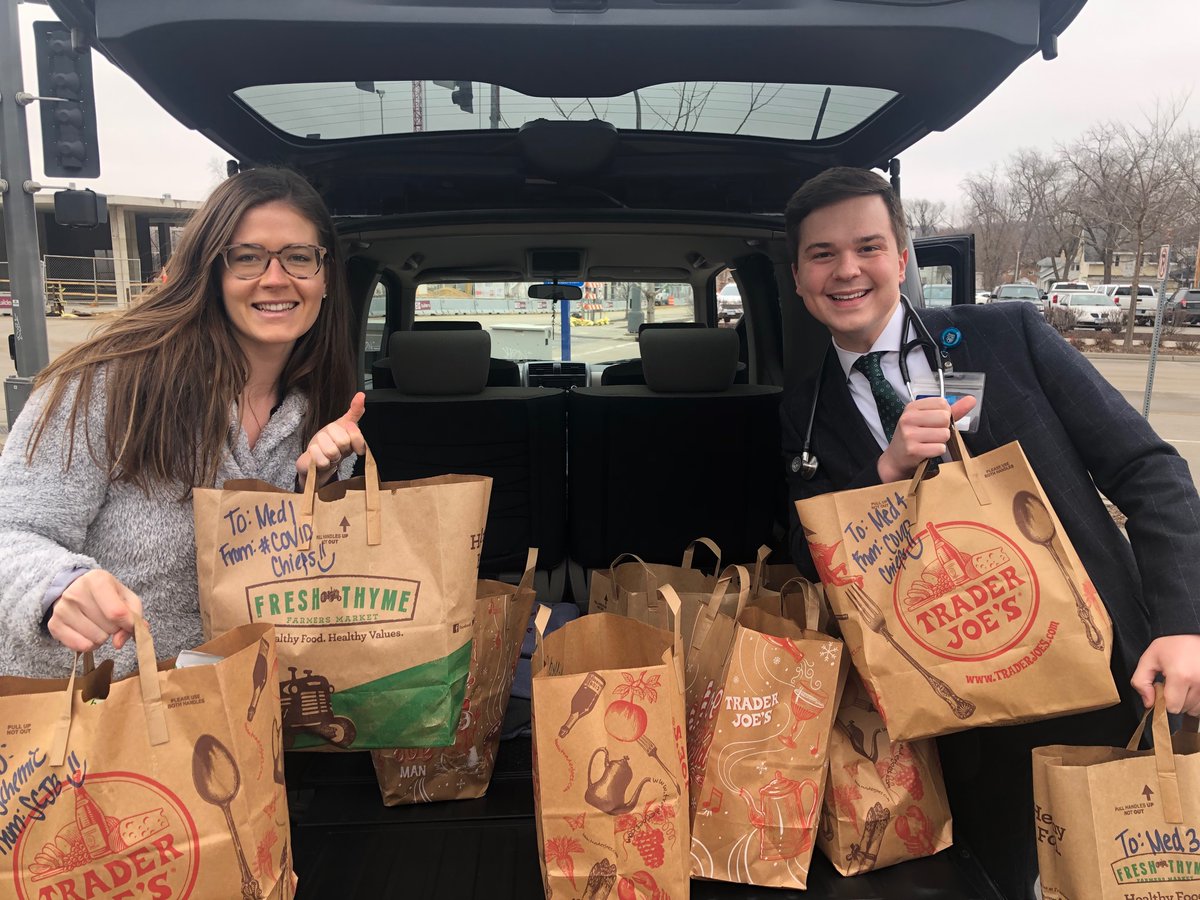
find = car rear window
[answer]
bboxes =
[414,280,695,362]
[235,81,897,142]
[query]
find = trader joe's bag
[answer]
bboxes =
[1033,685,1200,900]
[685,577,847,889]
[372,551,538,804]
[817,671,953,875]
[0,619,295,899]
[587,537,723,617]
[531,592,690,900]
[795,430,1118,741]
[195,448,490,750]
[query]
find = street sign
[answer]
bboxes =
[1157,244,1170,282]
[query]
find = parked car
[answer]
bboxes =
[1163,287,1200,326]
[991,283,1046,316]
[923,283,953,307]
[1046,290,1124,333]
[54,1,1093,897]
[1110,284,1158,324]
[1046,281,1090,306]
[717,282,743,320]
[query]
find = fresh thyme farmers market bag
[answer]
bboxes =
[531,592,690,900]
[1033,685,1200,900]
[372,552,538,805]
[795,430,1118,741]
[0,620,295,900]
[195,448,490,750]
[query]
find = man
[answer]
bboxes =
[780,166,1200,899]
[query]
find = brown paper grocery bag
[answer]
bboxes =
[818,671,952,875]
[0,620,294,899]
[587,537,723,616]
[531,593,690,900]
[685,576,847,889]
[194,448,490,750]
[795,430,1118,741]
[372,551,538,805]
[1033,685,1200,900]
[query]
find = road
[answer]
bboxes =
[2,311,1198,479]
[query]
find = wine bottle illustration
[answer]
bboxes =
[74,785,112,859]
[246,636,270,722]
[559,672,606,738]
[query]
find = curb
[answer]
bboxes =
[1081,352,1199,362]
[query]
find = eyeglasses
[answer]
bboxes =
[220,243,327,279]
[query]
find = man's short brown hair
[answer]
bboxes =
[784,167,909,266]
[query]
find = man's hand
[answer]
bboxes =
[1131,634,1200,715]
[296,392,368,489]
[877,395,978,484]
[47,569,144,653]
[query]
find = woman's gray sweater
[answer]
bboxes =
[0,374,351,678]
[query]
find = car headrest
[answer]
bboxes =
[640,328,739,393]
[413,319,483,331]
[388,330,490,395]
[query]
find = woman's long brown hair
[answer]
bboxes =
[26,168,355,493]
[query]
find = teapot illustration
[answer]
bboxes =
[585,748,653,816]
[738,771,820,860]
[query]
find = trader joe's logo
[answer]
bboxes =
[893,520,1039,661]
[14,772,199,900]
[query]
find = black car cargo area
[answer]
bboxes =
[287,742,1005,899]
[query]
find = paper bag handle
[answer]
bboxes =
[50,617,168,767]
[1126,683,1183,823]
[607,552,658,602]
[720,564,752,620]
[690,575,734,653]
[656,585,684,686]
[779,577,823,632]
[519,548,539,594]
[750,544,772,594]
[907,428,990,508]
[681,537,722,576]
[299,442,383,550]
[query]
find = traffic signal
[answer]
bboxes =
[53,189,108,228]
[451,81,474,114]
[33,22,100,178]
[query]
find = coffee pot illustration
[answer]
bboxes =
[737,771,820,860]
[585,748,654,816]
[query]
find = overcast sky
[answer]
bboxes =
[14,0,1199,212]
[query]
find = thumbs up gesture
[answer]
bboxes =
[296,392,367,489]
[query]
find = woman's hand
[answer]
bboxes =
[296,392,367,489]
[47,569,144,653]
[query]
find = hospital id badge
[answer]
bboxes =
[909,371,986,434]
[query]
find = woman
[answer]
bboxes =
[0,168,365,677]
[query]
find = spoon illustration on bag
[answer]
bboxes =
[1012,490,1104,650]
[192,733,263,900]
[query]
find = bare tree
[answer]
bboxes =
[906,198,948,237]
[1064,100,1192,345]
[961,166,1019,290]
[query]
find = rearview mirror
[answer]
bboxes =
[528,284,583,301]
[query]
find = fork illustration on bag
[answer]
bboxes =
[845,585,975,720]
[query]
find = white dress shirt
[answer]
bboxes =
[832,301,936,451]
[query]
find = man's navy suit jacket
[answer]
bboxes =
[782,301,1200,688]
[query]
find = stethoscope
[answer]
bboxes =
[795,293,955,480]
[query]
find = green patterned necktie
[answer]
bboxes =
[853,351,906,443]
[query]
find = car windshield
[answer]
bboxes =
[413,280,695,362]
[235,80,897,142]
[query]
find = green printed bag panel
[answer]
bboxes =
[194,447,491,750]
[287,640,472,750]
[1033,686,1200,900]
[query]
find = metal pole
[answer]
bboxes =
[490,84,500,130]
[1141,241,1173,418]
[0,0,50,428]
